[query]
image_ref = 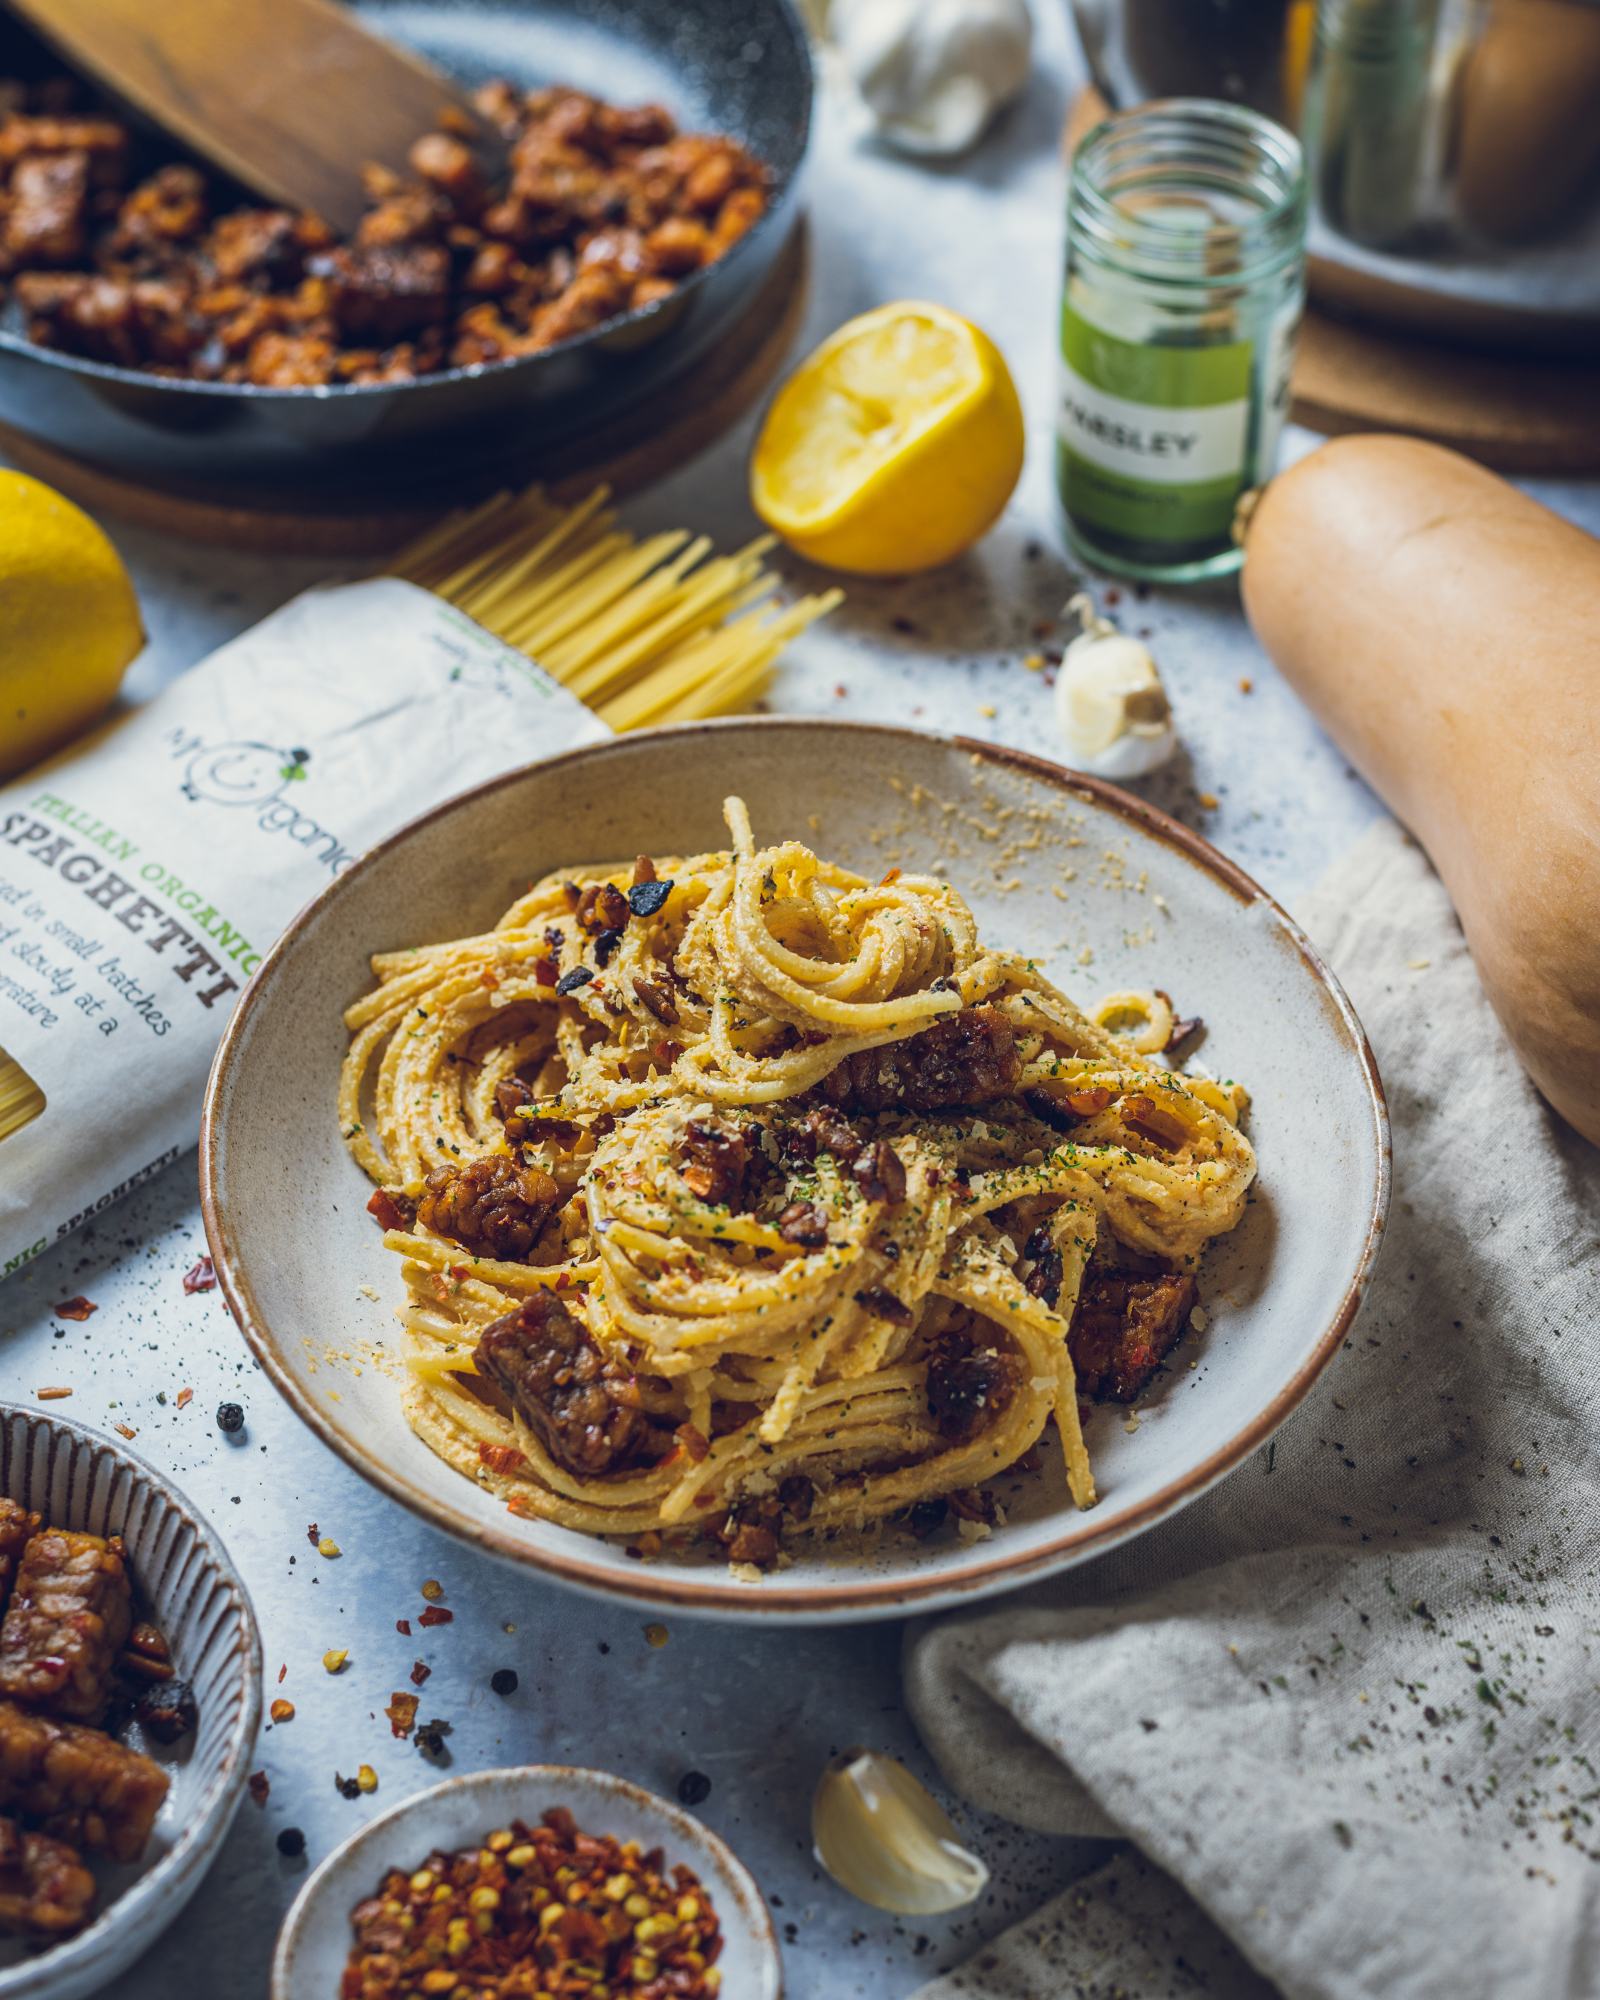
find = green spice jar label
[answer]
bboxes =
[1056,308,1254,547]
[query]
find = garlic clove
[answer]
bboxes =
[812,1749,990,1914]
[1054,627,1177,779]
[835,0,1033,160]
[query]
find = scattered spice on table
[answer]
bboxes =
[340,1806,724,2000]
[114,1422,137,1439]
[175,1387,193,1409]
[277,1827,306,1858]
[323,1648,350,1674]
[54,1296,96,1320]
[35,1386,72,1400]
[413,1717,451,1762]
[420,1579,444,1602]
[216,1401,245,1434]
[248,1770,270,1806]
[395,1619,412,1637]
[270,1698,295,1724]
[490,1668,518,1697]
[410,1660,431,1687]
[183,1257,216,1294]
[644,1623,669,1649]
[385,1691,420,1739]
[318,1536,342,1558]
[418,1605,452,1627]
[677,1771,712,1807]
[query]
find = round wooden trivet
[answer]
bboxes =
[1063,89,1600,474]
[0,222,810,557]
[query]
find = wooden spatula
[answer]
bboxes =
[3,0,507,233]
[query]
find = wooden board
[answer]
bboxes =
[1063,89,1600,474]
[0,222,810,556]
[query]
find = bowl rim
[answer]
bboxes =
[268,1762,783,1999]
[0,0,813,405]
[200,716,1391,1620]
[0,1398,264,1993]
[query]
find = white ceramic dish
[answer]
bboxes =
[271,1764,782,1999]
[0,1403,261,2000]
[202,719,1389,1621]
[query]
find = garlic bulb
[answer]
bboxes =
[1053,592,1177,779]
[812,1749,989,1913]
[834,0,1033,158]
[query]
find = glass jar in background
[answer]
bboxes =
[1055,100,1307,584]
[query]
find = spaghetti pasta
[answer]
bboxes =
[344,798,1257,1564]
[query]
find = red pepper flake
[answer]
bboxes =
[175,1387,194,1410]
[449,1265,469,1283]
[277,1663,288,1684]
[36,1387,73,1401]
[55,1297,96,1321]
[409,1659,431,1686]
[418,1606,453,1628]
[476,1441,527,1475]
[182,1256,216,1294]
[114,1423,137,1440]
[306,1523,320,1546]
[395,1618,412,1637]
[506,1492,535,1519]
[247,1770,270,1806]
[366,1188,415,1233]
[384,1690,419,1738]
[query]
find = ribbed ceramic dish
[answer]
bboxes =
[271,1765,781,1999]
[0,1404,262,2000]
[202,719,1389,1622]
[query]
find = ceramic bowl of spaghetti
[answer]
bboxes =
[201,719,1388,1620]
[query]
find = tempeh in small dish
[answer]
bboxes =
[0,1404,259,2000]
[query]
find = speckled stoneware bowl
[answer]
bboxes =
[202,719,1389,1621]
[0,1404,262,2000]
[271,1764,781,1999]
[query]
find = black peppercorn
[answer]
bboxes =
[335,1772,361,1799]
[676,1770,712,1807]
[134,1677,199,1744]
[489,1668,518,1697]
[216,1402,245,1434]
[276,1827,306,1857]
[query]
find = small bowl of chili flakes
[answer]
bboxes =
[270,1765,780,2000]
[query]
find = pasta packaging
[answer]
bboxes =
[0,577,607,1278]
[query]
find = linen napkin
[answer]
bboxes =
[907,819,1600,2000]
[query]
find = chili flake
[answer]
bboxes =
[247,1770,269,1806]
[175,1387,194,1409]
[270,1698,296,1723]
[418,1605,453,1628]
[183,1257,216,1294]
[409,1660,431,1687]
[55,1297,96,1321]
[384,1691,419,1739]
[339,1806,725,1999]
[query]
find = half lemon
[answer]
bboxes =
[751,301,1024,575]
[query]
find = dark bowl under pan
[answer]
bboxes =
[0,0,812,494]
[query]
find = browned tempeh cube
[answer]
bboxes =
[0,1813,96,1936]
[0,1530,133,1721]
[0,1700,168,1864]
[0,1502,40,1612]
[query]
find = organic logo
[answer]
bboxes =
[181,742,310,806]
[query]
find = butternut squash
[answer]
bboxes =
[1240,434,1600,1145]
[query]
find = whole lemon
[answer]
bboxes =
[0,471,143,781]
[751,301,1025,575]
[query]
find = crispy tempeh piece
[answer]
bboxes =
[0,1814,96,1936]
[0,1502,40,1612]
[0,1529,133,1720]
[0,1700,167,1863]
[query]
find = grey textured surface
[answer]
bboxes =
[2,6,1596,1995]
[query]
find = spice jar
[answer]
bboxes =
[1056,98,1307,583]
